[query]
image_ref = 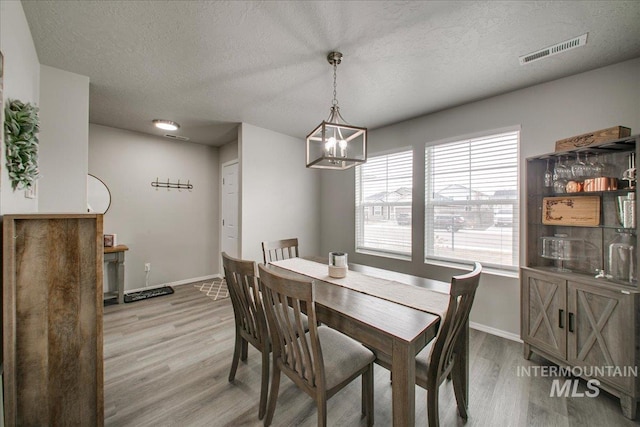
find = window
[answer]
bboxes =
[425,130,519,271]
[356,149,413,257]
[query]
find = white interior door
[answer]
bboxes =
[221,161,239,258]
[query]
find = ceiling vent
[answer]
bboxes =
[164,134,190,141]
[519,33,588,65]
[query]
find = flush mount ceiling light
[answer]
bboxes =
[306,52,367,170]
[153,119,180,131]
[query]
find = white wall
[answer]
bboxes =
[89,124,220,291]
[239,123,320,263]
[0,0,40,214]
[38,65,89,212]
[219,140,238,165]
[320,58,640,338]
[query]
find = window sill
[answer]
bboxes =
[356,249,412,262]
[425,258,519,279]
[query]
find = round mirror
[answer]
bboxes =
[87,174,111,214]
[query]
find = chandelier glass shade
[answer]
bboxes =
[306,52,367,170]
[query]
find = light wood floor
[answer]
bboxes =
[104,284,639,426]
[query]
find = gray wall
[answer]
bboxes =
[38,65,89,212]
[319,58,640,338]
[89,124,220,291]
[239,123,321,263]
[0,0,40,214]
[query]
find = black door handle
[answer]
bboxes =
[568,312,575,332]
[559,309,564,329]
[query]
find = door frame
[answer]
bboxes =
[220,159,240,266]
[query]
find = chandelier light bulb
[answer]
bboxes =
[339,139,348,157]
[325,136,337,152]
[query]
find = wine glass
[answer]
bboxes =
[587,153,604,178]
[553,157,569,193]
[554,156,569,181]
[544,159,553,187]
[554,178,567,193]
[571,152,588,178]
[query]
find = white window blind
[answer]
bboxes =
[425,130,519,271]
[356,150,413,257]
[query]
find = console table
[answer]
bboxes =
[104,244,128,304]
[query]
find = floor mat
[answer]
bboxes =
[195,278,228,301]
[124,286,174,303]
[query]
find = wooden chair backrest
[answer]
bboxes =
[429,262,482,383]
[222,252,267,348]
[261,238,299,264]
[258,264,324,393]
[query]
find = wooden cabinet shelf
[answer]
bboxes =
[522,135,640,420]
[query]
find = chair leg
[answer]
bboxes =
[452,362,468,419]
[258,350,270,420]
[427,381,440,427]
[241,337,249,362]
[316,394,327,427]
[229,331,242,382]
[264,366,281,427]
[362,364,374,427]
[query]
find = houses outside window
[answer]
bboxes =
[425,129,520,271]
[355,149,413,258]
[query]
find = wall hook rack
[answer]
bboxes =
[151,177,193,190]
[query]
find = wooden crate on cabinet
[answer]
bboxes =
[2,214,104,426]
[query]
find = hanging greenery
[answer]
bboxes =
[4,99,40,190]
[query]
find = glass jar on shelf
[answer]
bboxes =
[607,230,636,284]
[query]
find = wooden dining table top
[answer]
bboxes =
[265,257,444,350]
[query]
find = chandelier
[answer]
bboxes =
[306,52,367,170]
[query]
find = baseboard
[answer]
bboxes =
[126,274,222,294]
[470,321,522,343]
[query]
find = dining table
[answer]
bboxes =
[265,257,469,427]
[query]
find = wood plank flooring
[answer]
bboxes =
[104,284,639,426]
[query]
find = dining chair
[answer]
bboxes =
[378,262,482,427]
[261,238,299,264]
[258,264,375,427]
[221,252,270,420]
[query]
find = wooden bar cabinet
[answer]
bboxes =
[522,135,640,419]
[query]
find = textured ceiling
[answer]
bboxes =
[21,1,640,146]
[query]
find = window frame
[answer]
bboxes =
[424,127,521,273]
[355,147,414,260]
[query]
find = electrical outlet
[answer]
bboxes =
[144,263,151,272]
